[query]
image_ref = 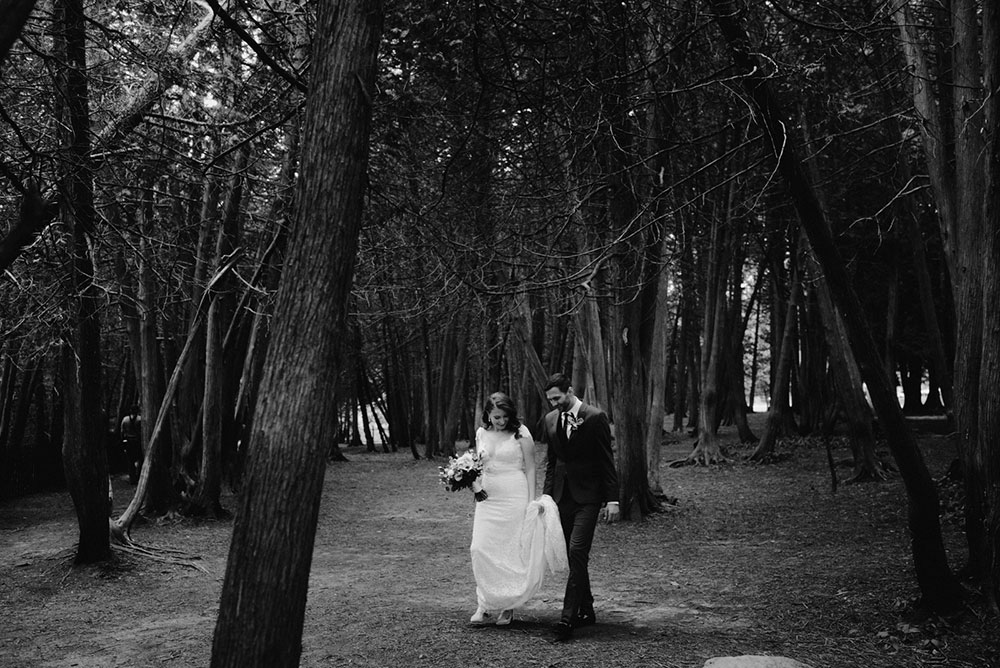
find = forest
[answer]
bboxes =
[1,0,1000,665]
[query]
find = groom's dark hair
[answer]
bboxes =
[544,373,571,393]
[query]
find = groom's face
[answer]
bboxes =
[545,386,574,412]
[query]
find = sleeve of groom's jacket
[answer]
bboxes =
[593,412,619,503]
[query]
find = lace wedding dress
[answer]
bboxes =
[470,425,567,614]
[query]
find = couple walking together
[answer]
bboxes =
[469,373,620,641]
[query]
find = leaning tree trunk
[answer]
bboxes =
[797,116,883,479]
[808,255,884,482]
[711,0,962,613]
[210,1,384,664]
[55,0,110,564]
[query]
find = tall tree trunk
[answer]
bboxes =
[710,0,962,613]
[644,233,672,496]
[420,318,436,458]
[726,221,756,443]
[210,0,383,663]
[750,267,801,462]
[194,148,247,516]
[950,0,990,584]
[135,186,176,516]
[55,0,110,564]
[894,0,988,580]
[441,318,470,453]
[672,232,696,432]
[687,213,728,464]
[979,0,1000,609]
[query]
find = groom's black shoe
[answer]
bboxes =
[552,621,574,641]
[573,609,596,628]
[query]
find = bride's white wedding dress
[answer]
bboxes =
[470,425,567,615]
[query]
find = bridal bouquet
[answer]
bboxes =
[439,450,488,501]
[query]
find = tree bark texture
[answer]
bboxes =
[979,0,1000,608]
[55,0,110,564]
[895,0,989,577]
[210,1,384,664]
[709,0,962,613]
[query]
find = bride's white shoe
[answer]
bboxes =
[496,609,513,626]
[470,607,490,624]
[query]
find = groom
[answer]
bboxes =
[542,373,619,641]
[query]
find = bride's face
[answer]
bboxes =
[489,408,510,431]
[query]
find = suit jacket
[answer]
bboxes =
[542,402,619,505]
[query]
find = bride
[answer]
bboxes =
[469,392,566,626]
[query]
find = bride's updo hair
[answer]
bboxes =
[482,392,523,436]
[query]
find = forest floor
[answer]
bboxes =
[1,412,999,668]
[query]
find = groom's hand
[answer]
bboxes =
[604,501,620,524]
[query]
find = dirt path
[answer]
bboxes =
[1,417,997,667]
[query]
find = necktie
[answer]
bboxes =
[562,412,572,438]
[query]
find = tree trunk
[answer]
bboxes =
[420,318,436,459]
[441,319,470,453]
[894,0,988,580]
[55,0,110,564]
[711,0,963,613]
[194,148,247,517]
[808,254,885,482]
[644,235,672,497]
[726,221,756,443]
[135,189,177,516]
[687,213,728,465]
[210,1,383,664]
[672,237,695,432]
[979,0,1000,609]
[750,268,801,462]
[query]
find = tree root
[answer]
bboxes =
[110,538,208,573]
[843,465,892,484]
[668,446,731,467]
[110,520,207,573]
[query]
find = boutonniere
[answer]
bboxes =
[566,415,584,433]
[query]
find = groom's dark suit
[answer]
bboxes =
[542,400,619,628]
